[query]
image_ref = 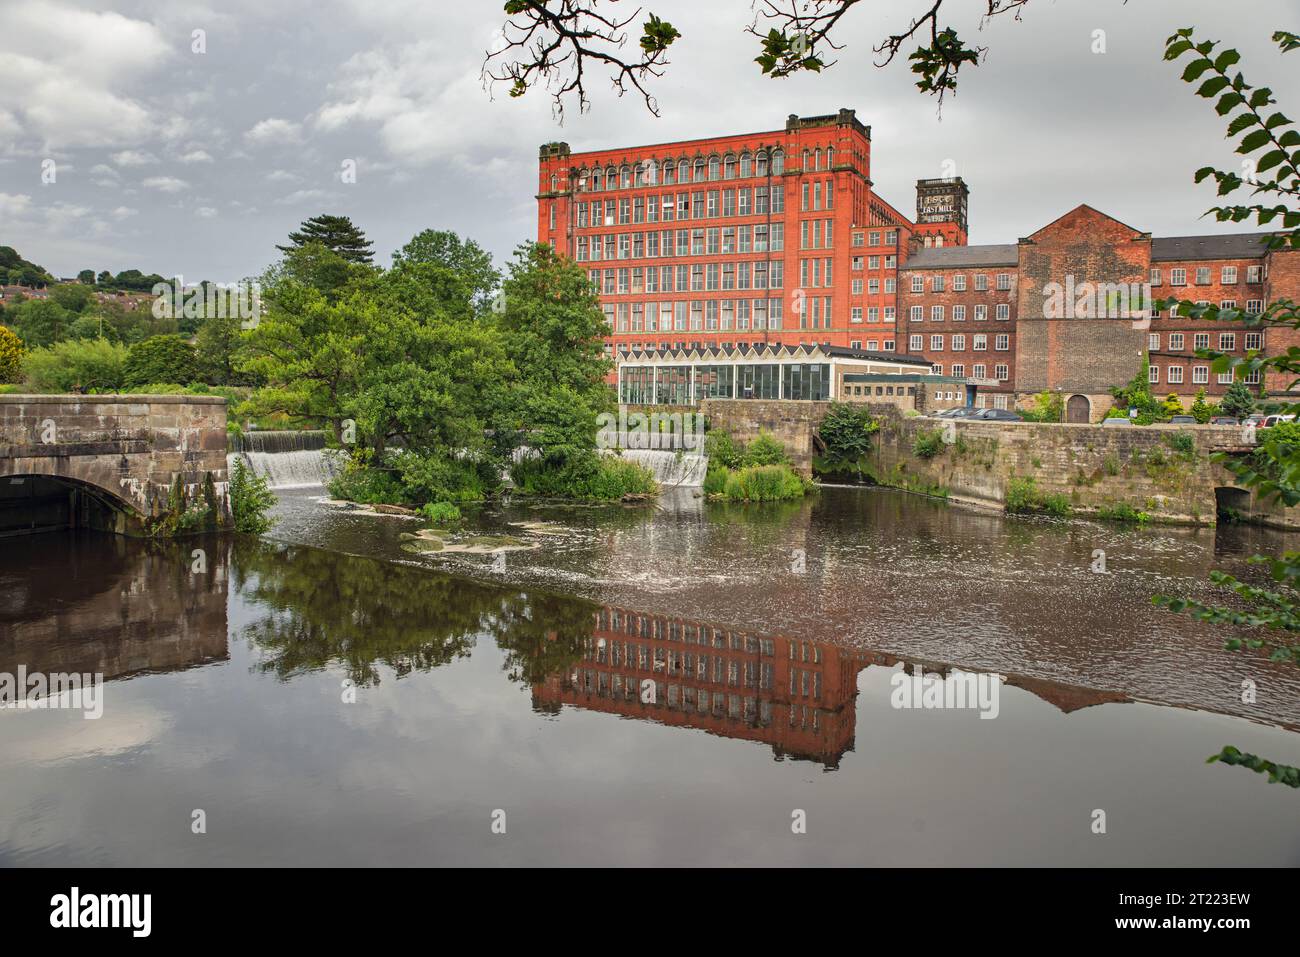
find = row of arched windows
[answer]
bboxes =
[571,150,786,192]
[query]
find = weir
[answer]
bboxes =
[229,431,340,490]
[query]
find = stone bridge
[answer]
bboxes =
[0,395,229,537]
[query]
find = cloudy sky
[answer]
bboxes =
[0,0,1293,282]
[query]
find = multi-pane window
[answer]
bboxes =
[931,335,944,351]
[974,304,988,321]
[995,334,1009,351]
[910,306,924,322]
[995,364,1009,381]
[975,274,989,291]
[1219,333,1236,351]
[1245,332,1262,351]
[953,275,967,292]
[1168,366,1184,384]
[1150,268,1161,286]
[1170,268,1187,285]
[911,275,923,292]
[931,305,944,321]
[973,334,987,351]
[995,304,1010,320]
[1247,265,1263,283]
[932,275,946,292]
[1196,267,1211,285]
[1149,333,1160,350]
[1149,365,1160,384]
[1194,332,1210,351]
[951,334,966,351]
[1193,365,1209,384]
[909,334,923,351]
[1170,333,1184,350]
[1222,265,1237,284]
[953,305,966,321]
[996,273,1012,291]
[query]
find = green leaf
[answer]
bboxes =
[1181,58,1214,81]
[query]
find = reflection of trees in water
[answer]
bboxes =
[487,591,596,691]
[232,540,593,690]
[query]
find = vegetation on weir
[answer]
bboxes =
[703,430,811,502]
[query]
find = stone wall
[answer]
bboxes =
[867,407,1297,529]
[701,399,831,476]
[0,394,229,534]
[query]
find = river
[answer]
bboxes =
[1,483,1298,865]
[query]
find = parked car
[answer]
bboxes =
[973,408,1023,421]
[947,407,983,419]
[1263,414,1296,428]
[932,407,967,418]
[1169,415,1197,424]
[1209,416,1240,426]
[1102,416,1133,427]
[1243,413,1267,427]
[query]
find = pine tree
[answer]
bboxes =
[276,214,375,264]
[1218,379,1256,420]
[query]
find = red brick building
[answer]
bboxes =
[538,111,1299,421]
[536,109,968,359]
[900,205,1297,418]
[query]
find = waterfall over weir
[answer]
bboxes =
[228,430,341,490]
[612,449,708,488]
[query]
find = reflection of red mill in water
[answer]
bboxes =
[533,604,1129,768]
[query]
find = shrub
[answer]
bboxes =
[720,464,809,502]
[22,337,128,392]
[229,456,277,535]
[419,501,462,526]
[705,430,744,470]
[0,325,23,383]
[913,428,946,459]
[818,403,879,466]
[123,334,198,389]
[703,462,730,496]
[328,459,407,505]
[742,431,788,466]
[393,451,492,504]
[1019,390,1064,423]
[512,451,657,500]
[1190,388,1214,424]
[1165,431,1196,457]
[1005,476,1071,516]
[1096,502,1150,524]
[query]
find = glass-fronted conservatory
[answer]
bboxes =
[616,343,936,405]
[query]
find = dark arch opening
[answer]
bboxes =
[0,474,141,538]
[1214,486,1252,521]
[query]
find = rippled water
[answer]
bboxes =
[1,485,1298,866]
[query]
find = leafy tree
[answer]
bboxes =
[277,214,375,264]
[1155,27,1300,789]
[391,229,500,317]
[9,299,74,348]
[77,269,95,285]
[123,334,199,388]
[96,270,113,286]
[194,314,246,385]
[0,325,24,383]
[1161,393,1185,418]
[22,338,128,392]
[49,283,95,314]
[492,242,613,472]
[1219,380,1256,419]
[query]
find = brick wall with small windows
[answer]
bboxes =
[898,253,1018,393]
[1263,247,1300,395]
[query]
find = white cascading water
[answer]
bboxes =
[228,431,341,490]
[610,449,708,488]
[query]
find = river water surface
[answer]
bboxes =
[1,484,1298,866]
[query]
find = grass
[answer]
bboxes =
[1005,476,1071,516]
[712,464,811,502]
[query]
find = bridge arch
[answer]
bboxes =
[0,471,144,537]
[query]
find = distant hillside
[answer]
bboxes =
[0,245,55,287]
